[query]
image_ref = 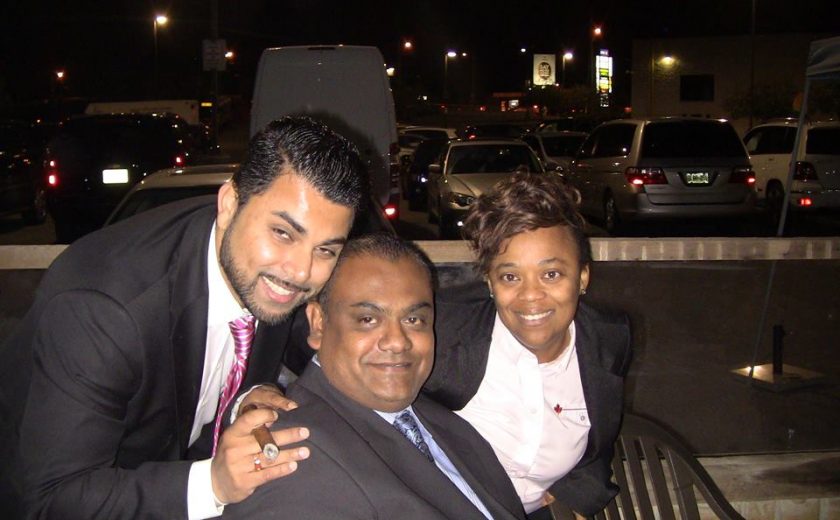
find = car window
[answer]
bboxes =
[576,131,599,159]
[446,144,541,174]
[521,135,540,151]
[641,120,746,158]
[542,135,586,157]
[406,129,449,140]
[746,126,795,155]
[806,127,840,155]
[592,124,636,158]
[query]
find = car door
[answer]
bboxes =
[744,126,792,199]
[568,130,599,215]
[426,147,448,216]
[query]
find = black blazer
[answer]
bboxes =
[223,362,526,520]
[423,281,633,517]
[7,197,295,519]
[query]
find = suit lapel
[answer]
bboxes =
[575,310,623,465]
[169,215,213,454]
[299,365,490,520]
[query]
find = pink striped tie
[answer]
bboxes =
[212,314,256,456]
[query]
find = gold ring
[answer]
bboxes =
[253,456,262,472]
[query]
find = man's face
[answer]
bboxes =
[307,254,434,413]
[216,171,354,324]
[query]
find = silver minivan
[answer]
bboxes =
[566,118,756,232]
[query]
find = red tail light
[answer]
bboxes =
[730,167,756,185]
[46,159,59,187]
[383,203,399,220]
[798,197,813,206]
[174,155,184,166]
[794,161,818,181]
[625,167,666,186]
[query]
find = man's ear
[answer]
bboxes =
[217,180,238,232]
[306,301,325,351]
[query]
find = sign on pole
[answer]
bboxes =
[203,39,226,72]
[532,54,556,86]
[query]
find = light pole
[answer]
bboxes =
[590,26,602,93]
[153,14,168,95]
[561,51,573,89]
[443,50,457,101]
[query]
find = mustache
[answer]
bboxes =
[261,272,311,295]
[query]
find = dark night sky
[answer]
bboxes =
[2,0,838,105]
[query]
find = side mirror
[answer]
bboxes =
[428,164,442,174]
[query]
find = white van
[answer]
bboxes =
[251,45,399,208]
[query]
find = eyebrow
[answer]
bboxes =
[348,301,433,313]
[493,257,567,270]
[272,210,348,247]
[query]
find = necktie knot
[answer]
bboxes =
[393,410,434,462]
[228,314,256,358]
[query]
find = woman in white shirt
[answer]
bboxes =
[424,172,632,519]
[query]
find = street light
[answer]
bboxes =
[153,13,169,94]
[403,40,413,51]
[443,50,457,101]
[561,51,573,88]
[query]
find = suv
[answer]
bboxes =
[743,120,840,221]
[567,118,756,232]
[44,113,195,242]
[0,120,54,224]
[521,131,588,173]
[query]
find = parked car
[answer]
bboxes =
[0,120,54,224]
[402,137,450,211]
[521,131,588,173]
[106,163,396,237]
[427,139,544,238]
[537,117,595,133]
[44,113,197,242]
[401,125,458,141]
[743,119,840,222]
[566,118,756,233]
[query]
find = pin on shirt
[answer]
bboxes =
[553,404,587,422]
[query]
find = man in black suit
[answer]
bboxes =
[3,117,368,518]
[223,234,526,520]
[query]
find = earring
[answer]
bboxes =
[580,288,587,295]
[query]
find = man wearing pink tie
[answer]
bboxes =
[5,116,368,519]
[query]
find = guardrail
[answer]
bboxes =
[3,237,839,269]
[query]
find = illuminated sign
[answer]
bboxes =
[533,54,556,86]
[595,49,613,107]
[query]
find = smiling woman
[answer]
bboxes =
[424,172,633,519]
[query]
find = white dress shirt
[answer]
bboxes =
[187,223,254,519]
[456,314,590,513]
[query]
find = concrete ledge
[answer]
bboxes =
[699,452,840,520]
[2,238,839,270]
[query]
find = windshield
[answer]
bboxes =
[446,144,541,174]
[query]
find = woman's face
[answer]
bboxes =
[487,225,589,363]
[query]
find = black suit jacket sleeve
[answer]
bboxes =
[21,291,191,519]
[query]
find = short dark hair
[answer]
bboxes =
[317,233,436,309]
[233,116,369,210]
[462,172,591,275]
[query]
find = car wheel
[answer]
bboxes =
[603,193,621,235]
[23,186,47,225]
[766,181,784,228]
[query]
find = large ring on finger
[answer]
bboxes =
[253,456,262,472]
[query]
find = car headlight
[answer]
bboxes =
[449,192,475,207]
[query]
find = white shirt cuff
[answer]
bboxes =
[230,384,263,424]
[187,459,225,519]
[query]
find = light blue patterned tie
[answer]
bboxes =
[393,410,434,462]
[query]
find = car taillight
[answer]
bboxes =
[46,159,59,187]
[383,202,399,220]
[798,197,813,206]
[625,167,666,185]
[794,161,818,181]
[174,155,184,166]
[730,167,756,185]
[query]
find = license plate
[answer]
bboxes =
[684,172,710,185]
[102,169,129,184]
